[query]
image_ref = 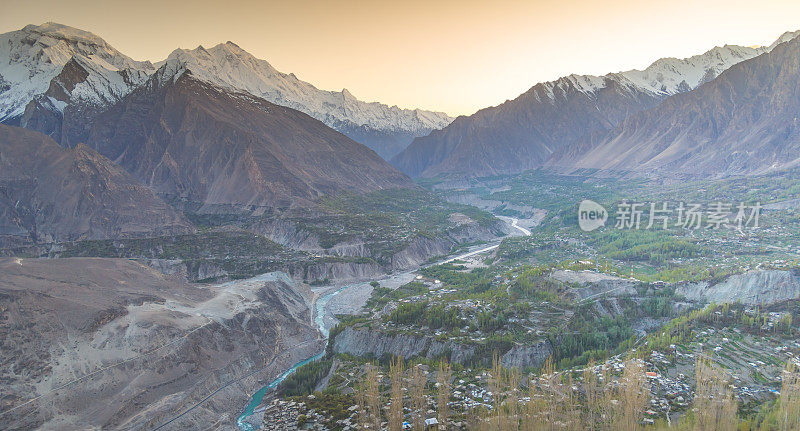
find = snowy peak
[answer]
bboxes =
[547,34,800,178]
[19,22,132,63]
[616,30,797,97]
[341,88,356,101]
[158,42,452,156]
[532,35,800,104]
[48,53,150,107]
[530,46,762,104]
[768,30,800,51]
[0,22,154,121]
[1,23,450,158]
[392,29,800,178]
[617,44,765,96]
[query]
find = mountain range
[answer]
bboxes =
[3,22,800,247]
[160,42,452,159]
[0,22,451,159]
[6,22,800,184]
[547,33,800,177]
[392,30,800,178]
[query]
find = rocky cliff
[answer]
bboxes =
[676,270,800,306]
[254,215,504,281]
[500,341,554,370]
[331,326,476,365]
[332,326,554,370]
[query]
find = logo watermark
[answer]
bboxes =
[578,199,608,232]
[578,200,761,231]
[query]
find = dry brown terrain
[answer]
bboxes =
[0,257,321,430]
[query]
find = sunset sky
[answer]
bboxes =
[3,0,800,115]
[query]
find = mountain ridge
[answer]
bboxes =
[0,123,192,247]
[0,22,452,159]
[159,42,452,158]
[391,32,798,178]
[546,33,800,178]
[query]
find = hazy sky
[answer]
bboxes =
[2,0,799,115]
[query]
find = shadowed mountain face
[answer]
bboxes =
[0,124,192,247]
[86,70,415,213]
[392,79,664,178]
[548,36,800,177]
[18,55,152,148]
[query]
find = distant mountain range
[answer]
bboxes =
[3,21,800,246]
[0,22,451,159]
[392,30,800,178]
[548,33,800,178]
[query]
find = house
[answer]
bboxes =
[425,417,439,429]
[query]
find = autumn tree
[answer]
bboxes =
[437,361,453,429]
[389,356,405,431]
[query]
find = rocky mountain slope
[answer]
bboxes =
[160,43,452,159]
[392,32,799,178]
[548,34,800,177]
[85,67,415,212]
[0,258,321,429]
[0,23,154,145]
[0,124,191,247]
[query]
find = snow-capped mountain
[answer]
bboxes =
[0,23,451,158]
[533,32,800,102]
[159,42,453,158]
[768,30,800,50]
[0,23,153,124]
[392,32,797,178]
[545,45,767,100]
[548,32,800,178]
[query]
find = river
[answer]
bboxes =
[235,284,346,430]
[236,217,529,429]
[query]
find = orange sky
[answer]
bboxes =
[2,0,799,115]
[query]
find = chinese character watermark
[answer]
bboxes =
[578,200,761,231]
